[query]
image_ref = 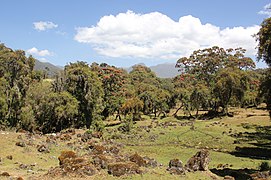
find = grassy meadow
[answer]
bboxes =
[0,107,270,180]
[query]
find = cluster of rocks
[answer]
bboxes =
[167,149,210,176]
[46,142,159,178]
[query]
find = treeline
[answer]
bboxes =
[0,43,270,133]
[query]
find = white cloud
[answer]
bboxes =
[258,3,271,16]
[33,21,58,31]
[74,11,260,59]
[27,47,52,56]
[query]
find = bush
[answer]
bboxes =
[118,114,133,133]
[91,120,105,132]
[85,129,93,134]
[259,161,271,171]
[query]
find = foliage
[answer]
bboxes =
[0,44,35,127]
[256,17,271,118]
[214,68,248,113]
[91,63,127,119]
[259,68,271,115]
[256,17,271,66]
[175,46,256,116]
[259,161,271,171]
[37,91,79,133]
[64,61,104,128]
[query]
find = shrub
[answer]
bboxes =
[259,161,271,171]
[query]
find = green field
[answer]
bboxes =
[0,107,270,179]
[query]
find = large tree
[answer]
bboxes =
[0,44,35,127]
[256,17,271,66]
[176,46,255,115]
[64,61,104,128]
[256,17,271,118]
[91,63,127,120]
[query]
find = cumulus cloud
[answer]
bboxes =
[74,11,259,59]
[27,47,52,56]
[33,21,58,31]
[258,3,271,16]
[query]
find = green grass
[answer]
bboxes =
[0,107,270,179]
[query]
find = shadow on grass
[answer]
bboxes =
[210,168,256,180]
[230,125,271,160]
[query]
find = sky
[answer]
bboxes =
[0,0,271,68]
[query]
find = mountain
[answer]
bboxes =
[149,63,179,78]
[126,63,179,78]
[34,60,62,76]
[34,60,179,79]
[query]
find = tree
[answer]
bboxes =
[91,63,127,120]
[256,17,271,66]
[64,61,104,128]
[0,44,35,127]
[259,69,271,117]
[214,68,248,114]
[176,46,255,116]
[176,46,255,85]
[256,17,271,118]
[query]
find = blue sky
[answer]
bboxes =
[0,0,270,68]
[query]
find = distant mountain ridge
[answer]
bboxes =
[34,60,179,78]
[126,63,179,78]
[34,60,62,76]
[149,63,179,78]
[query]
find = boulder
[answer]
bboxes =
[92,155,110,169]
[167,159,186,175]
[129,153,146,167]
[107,162,141,177]
[143,156,158,168]
[58,151,77,165]
[185,149,210,171]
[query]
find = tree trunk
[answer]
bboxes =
[173,102,183,117]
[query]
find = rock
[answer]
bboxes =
[107,162,141,177]
[129,153,146,167]
[60,134,72,141]
[143,156,158,168]
[92,155,109,169]
[250,171,270,180]
[185,149,210,171]
[81,165,96,176]
[89,144,106,155]
[81,132,92,142]
[6,155,13,160]
[19,163,28,169]
[1,172,10,176]
[58,151,77,165]
[16,141,26,147]
[108,146,119,155]
[167,159,186,175]
[37,144,49,153]
[47,151,96,178]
